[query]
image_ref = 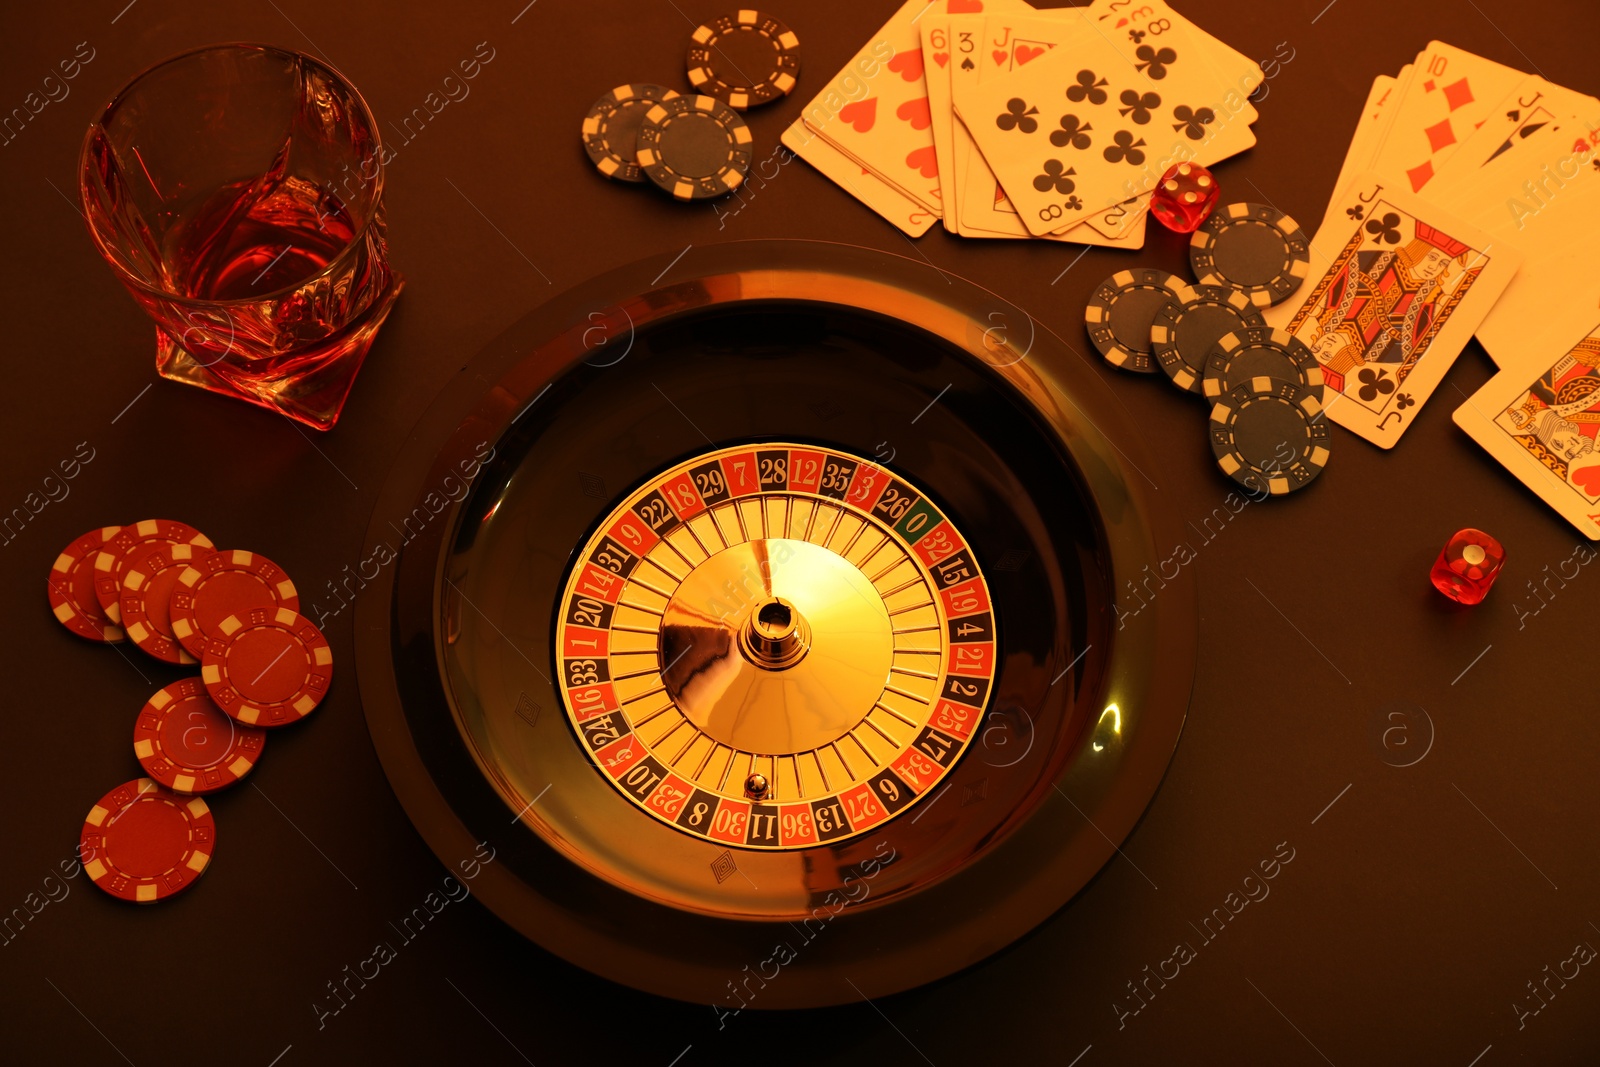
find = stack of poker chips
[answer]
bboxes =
[1083,202,1331,497]
[580,10,800,201]
[48,520,332,903]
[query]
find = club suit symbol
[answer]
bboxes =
[1033,160,1076,194]
[1172,104,1214,139]
[1103,130,1147,165]
[1357,366,1395,402]
[1050,114,1093,149]
[1366,212,1404,244]
[1066,69,1108,105]
[996,98,1039,133]
[1119,89,1161,124]
[1135,44,1177,79]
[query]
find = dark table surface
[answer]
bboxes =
[4,1,1597,1064]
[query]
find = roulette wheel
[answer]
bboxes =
[355,239,1196,1008]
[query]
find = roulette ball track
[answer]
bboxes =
[355,239,1195,1007]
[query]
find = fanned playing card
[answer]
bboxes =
[953,14,1255,237]
[1454,314,1600,539]
[1365,42,1525,194]
[1326,73,1399,225]
[800,0,1031,216]
[1422,117,1600,367]
[1265,172,1522,449]
[1086,0,1263,102]
[954,10,1147,246]
[1434,74,1600,186]
[919,15,963,232]
[779,121,939,237]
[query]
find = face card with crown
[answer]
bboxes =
[1266,173,1521,449]
[1367,42,1525,194]
[1454,313,1600,540]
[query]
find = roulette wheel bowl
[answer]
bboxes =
[355,239,1196,1007]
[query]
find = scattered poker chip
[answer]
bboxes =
[1209,376,1331,496]
[687,10,801,111]
[1189,202,1311,307]
[201,607,332,727]
[636,94,754,200]
[80,777,215,903]
[1202,326,1324,401]
[134,678,266,794]
[120,541,215,665]
[171,549,300,659]
[1084,268,1187,373]
[582,83,680,183]
[1150,283,1265,395]
[93,519,213,626]
[48,525,126,643]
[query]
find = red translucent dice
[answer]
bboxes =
[1150,162,1220,232]
[1430,528,1506,605]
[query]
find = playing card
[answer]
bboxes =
[1366,42,1525,194]
[801,0,1029,216]
[919,15,963,232]
[1434,74,1600,187]
[949,13,1042,239]
[954,10,1147,245]
[1327,73,1399,221]
[1422,121,1600,366]
[1086,0,1263,103]
[988,7,1252,242]
[1265,172,1523,449]
[1453,314,1600,539]
[779,120,940,237]
[954,14,1256,237]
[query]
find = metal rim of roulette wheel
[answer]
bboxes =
[354,239,1196,1008]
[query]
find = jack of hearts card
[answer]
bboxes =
[1454,319,1600,540]
[1266,173,1521,449]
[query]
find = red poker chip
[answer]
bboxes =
[134,678,266,794]
[171,549,300,659]
[94,519,212,626]
[80,778,215,903]
[120,541,215,665]
[48,525,126,643]
[201,607,332,727]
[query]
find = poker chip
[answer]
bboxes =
[582,83,680,183]
[201,607,332,727]
[1189,203,1311,307]
[134,678,266,794]
[1202,326,1324,401]
[48,526,125,642]
[80,778,215,903]
[171,549,300,659]
[1083,268,1187,374]
[93,519,213,626]
[1209,377,1331,496]
[120,541,214,665]
[1150,283,1264,395]
[687,10,801,111]
[636,94,753,200]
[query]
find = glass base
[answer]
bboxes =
[155,274,404,431]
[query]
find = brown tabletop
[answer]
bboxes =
[3,1,1597,1063]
